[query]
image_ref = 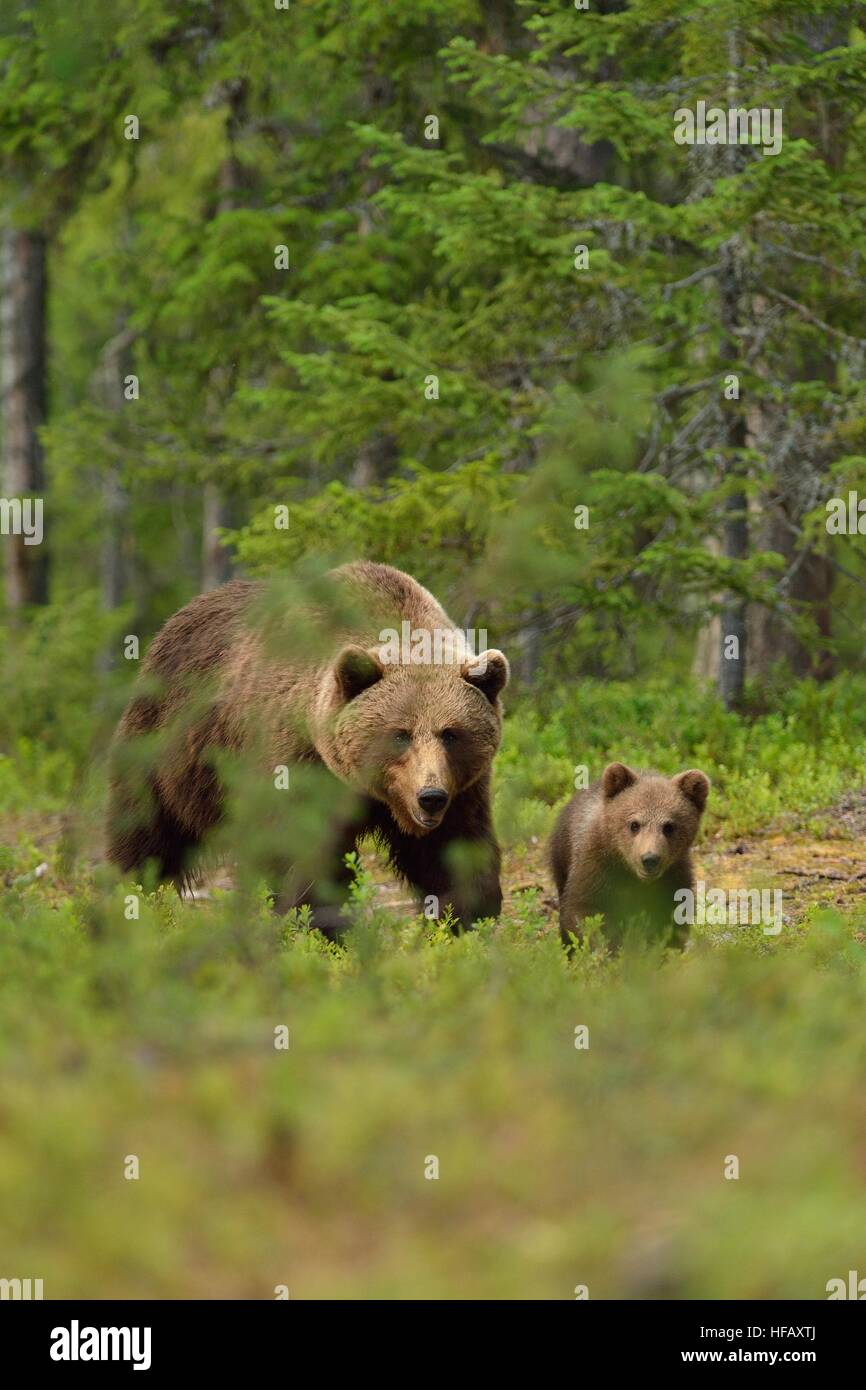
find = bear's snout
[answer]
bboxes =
[380,731,458,835]
[632,834,669,878]
[411,783,450,831]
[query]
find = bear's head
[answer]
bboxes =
[325,644,509,836]
[600,763,710,881]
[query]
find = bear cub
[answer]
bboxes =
[549,762,710,951]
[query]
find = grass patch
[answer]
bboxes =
[495,673,866,846]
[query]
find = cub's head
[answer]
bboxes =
[600,762,710,881]
[329,644,509,835]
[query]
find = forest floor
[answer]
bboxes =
[358,785,866,943]
[4,786,866,938]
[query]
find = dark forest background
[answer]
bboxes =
[3,0,866,741]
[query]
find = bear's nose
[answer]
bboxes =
[641,852,661,872]
[417,787,448,813]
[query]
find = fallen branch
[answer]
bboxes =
[780,868,866,883]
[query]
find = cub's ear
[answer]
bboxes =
[462,649,510,704]
[673,768,710,813]
[602,762,638,799]
[334,645,384,702]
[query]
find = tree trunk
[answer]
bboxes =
[91,321,135,668]
[350,431,397,488]
[749,510,834,681]
[717,472,748,710]
[716,234,749,709]
[2,228,49,609]
[746,12,847,684]
[202,483,235,590]
[514,600,544,687]
[201,81,246,591]
[101,469,127,612]
[716,35,748,710]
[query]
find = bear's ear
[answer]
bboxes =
[602,762,638,799]
[334,645,384,703]
[462,649,510,704]
[673,768,710,813]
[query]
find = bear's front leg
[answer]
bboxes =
[270,816,367,943]
[384,815,503,933]
[271,875,352,943]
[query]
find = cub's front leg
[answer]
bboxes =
[558,876,595,953]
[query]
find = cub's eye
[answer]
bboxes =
[439,728,460,746]
[629,820,641,834]
[393,730,411,748]
[662,821,676,837]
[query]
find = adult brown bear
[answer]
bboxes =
[106,562,509,936]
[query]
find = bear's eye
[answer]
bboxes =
[392,729,411,748]
[439,728,460,746]
[662,821,676,837]
[629,820,641,834]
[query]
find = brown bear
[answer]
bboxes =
[106,561,509,937]
[549,762,710,951]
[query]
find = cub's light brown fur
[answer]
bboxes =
[549,762,710,950]
[107,562,509,936]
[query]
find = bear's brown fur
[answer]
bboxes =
[549,762,710,950]
[106,562,509,936]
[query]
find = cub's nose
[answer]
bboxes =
[641,853,661,872]
[417,787,448,814]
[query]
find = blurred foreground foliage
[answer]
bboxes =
[0,853,864,1298]
[2,667,866,1297]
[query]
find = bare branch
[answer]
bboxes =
[662,265,720,299]
[763,287,866,349]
